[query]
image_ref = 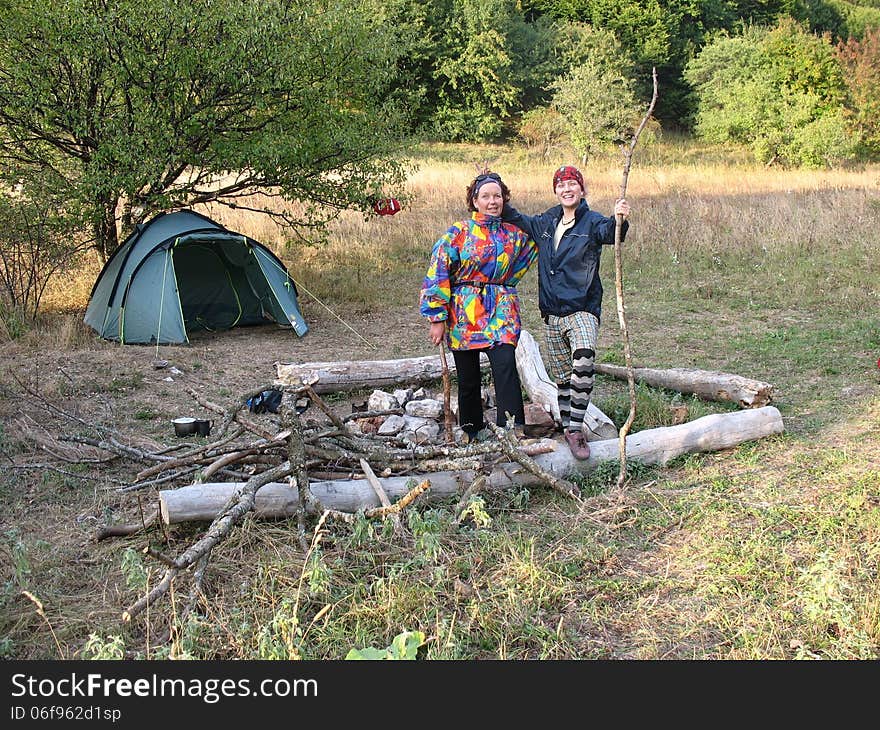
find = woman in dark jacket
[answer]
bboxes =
[502,165,631,460]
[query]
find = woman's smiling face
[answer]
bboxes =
[554,178,583,209]
[473,181,503,216]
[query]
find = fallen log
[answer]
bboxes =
[159,406,784,523]
[275,354,465,394]
[515,329,618,441]
[593,364,773,408]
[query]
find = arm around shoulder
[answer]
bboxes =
[501,202,544,242]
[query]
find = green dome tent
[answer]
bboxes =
[84,210,308,344]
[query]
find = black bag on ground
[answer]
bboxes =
[247,389,283,414]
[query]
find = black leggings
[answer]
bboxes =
[452,344,525,435]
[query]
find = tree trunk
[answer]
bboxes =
[94,198,120,262]
[159,406,784,524]
[592,364,774,408]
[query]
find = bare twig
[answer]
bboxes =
[183,384,302,441]
[342,408,404,422]
[123,461,293,622]
[359,458,402,533]
[364,479,430,518]
[134,426,247,480]
[439,341,456,444]
[453,475,488,524]
[95,508,159,541]
[281,403,322,550]
[10,371,161,452]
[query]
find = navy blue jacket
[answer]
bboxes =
[502,199,628,323]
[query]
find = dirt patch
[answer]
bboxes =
[1,304,431,433]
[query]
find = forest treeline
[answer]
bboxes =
[388,0,879,165]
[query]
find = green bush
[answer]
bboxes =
[685,17,860,167]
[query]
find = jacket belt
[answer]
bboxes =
[451,280,510,323]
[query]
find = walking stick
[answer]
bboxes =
[613,67,658,490]
[440,340,456,444]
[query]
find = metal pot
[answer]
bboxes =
[172,417,197,437]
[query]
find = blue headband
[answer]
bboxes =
[472,172,503,195]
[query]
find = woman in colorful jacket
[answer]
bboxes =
[420,171,538,442]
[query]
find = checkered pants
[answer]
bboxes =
[544,311,599,431]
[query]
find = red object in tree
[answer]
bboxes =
[372,198,402,216]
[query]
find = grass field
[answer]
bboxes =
[2,138,879,660]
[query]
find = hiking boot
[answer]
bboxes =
[564,430,591,460]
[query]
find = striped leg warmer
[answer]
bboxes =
[568,348,595,431]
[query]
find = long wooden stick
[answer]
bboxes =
[439,341,456,444]
[614,67,658,490]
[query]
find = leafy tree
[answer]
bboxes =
[0,172,90,333]
[685,17,856,166]
[522,0,670,54]
[730,0,799,24]
[518,107,567,156]
[519,1,711,123]
[433,0,531,140]
[375,0,454,134]
[548,25,645,162]
[518,0,873,127]
[505,11,561,112]
[836,27,880,156]
[0,0,414,260]
[836,0,880,37]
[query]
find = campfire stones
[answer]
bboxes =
[368,390,399,411]
[404,398,443,419]
[393,388,414,407]
[377,415,406,435]
[356,388,463,445]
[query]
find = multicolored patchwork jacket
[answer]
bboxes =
[420,212,537,350]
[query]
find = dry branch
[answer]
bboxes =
[95,508,159,541]
[613,66,659,489]
[360,458,402,531]
[485,423,580,499]
[134,426,247,480]
[363,478,430,518]
[123,461,294,622]
[439,342,456,444]
[453,475,488,524]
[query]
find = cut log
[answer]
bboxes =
[275,354,480,394]
[159,406,784,523]
[515,329,617,441]
[593,364,773,408]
